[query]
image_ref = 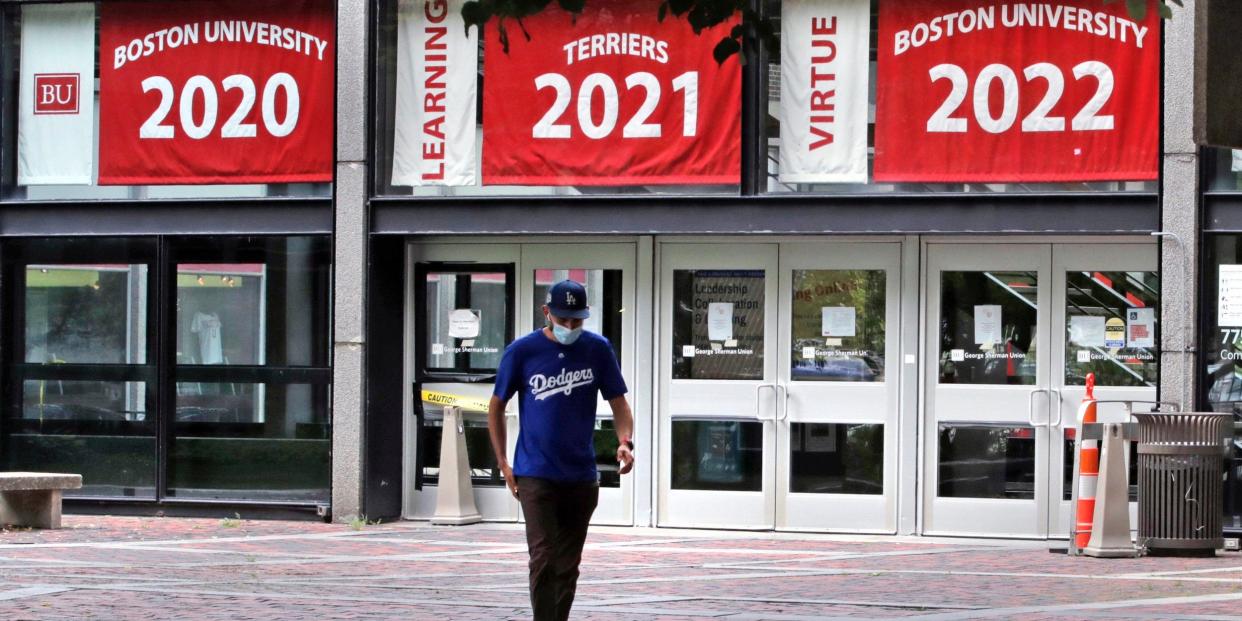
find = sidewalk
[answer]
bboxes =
[1,516,1241,620]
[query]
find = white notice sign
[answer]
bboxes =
[1220,265,1242,327]
[821,307,856,337]
[1068,316,1106,347]
[802,346,817,360]
[974,305,1003,344]
[707,303,734,341]
[448,309,481,339]
[1127,308,1155,348]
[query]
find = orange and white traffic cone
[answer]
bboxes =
[1074,373,1099,551]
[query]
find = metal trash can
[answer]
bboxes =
[1134,412,1232,555]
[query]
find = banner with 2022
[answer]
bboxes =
[874,0,1160,182]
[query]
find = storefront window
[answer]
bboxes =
[939,271,1038,385]
[790,270,885,382]
[1063,270,1158,387]
[671,418,763,492]
[938,424,1035,499]
[3,1,333,200]
[2,236,332,504]
[671,270,766,381]
[1206,148,1242,192]
[374,0,741,197]
[762,0,1158,195]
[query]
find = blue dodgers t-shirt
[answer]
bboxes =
[493,329,628,482]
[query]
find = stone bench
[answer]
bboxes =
[0,472,82,529]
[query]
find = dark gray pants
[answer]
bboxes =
[516,477,599,621]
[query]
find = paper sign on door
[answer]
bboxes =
[1220,265,1242,327]
[822,307,856,337]
[1069,316,1106,347]
[707,303,734,341]
[1127,308,1155,348]
[448,309,481,339]
[974,305,1002,344]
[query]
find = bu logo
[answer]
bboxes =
[34,74,79,115]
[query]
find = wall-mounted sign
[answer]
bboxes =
[481,0,741,185]
[98,0,334,184]
[874,0,1159,182]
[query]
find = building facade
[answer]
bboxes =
[1,0,1236,539]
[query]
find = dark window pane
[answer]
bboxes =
[791,270,885,382]
[168,383,330,503]
[4,380,154,498]
[26,265,148,364]
[671,419,763,491]
[1064,271,1159,387]
[939,272,1038,385]
[789,423,883,495]
[671,270,765,380]
[938,424,1035,499]
[593,419,621,489]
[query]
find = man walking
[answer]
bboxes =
[488,279,635,621]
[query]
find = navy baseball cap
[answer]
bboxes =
[546,279,590,319]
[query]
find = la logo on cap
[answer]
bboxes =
[566,291,577,305]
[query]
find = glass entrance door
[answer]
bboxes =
[777,243,900,533]
[923,244,1051,537]
[519,243,637,526]
[659,243,779,529]
[1048,244,1158,539]
[658,241,901,532]
[923,242,1158,538]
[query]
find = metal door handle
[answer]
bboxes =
[1028,388,1049,427]
[775,384,789,421]
[755,383,777,422]
[1049,388,1064,428]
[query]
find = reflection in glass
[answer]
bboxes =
[790,270,885,382]
[789,423,883,495]
[532,269,623,362]
[671,270,765,380]
[3,380,154,497]
[939,272,1038,385]
[938,424,1035,499]
[1064,271,1158,387]
[424,271,508,372]
[169,383,329,502]
[25,265,148,364]
[671,419,763,491]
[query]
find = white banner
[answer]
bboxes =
[778,0,869,184]
[392,0,478,186]
[18,3,95,185]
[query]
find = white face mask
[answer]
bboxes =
[546,313,583,345]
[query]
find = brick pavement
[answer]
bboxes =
[1,516,1242,620]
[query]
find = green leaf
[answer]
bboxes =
[1158,2,1172,19]
[658,1,668,22]
[556,0,585,15]
[461,0,492,37]
[1125,0,1147,21]
[668,0,693,18]
[713,36,740,65]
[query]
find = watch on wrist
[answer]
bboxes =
[622,436,634,451]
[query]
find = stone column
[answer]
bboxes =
[332,0,369,522]
[1160,0,1204,411]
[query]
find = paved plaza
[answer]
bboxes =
[1,516,1242,619]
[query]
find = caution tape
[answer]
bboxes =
[421,389,491,413]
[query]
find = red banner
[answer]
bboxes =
[482,0,741,186]
[98,1,334,185]
[874,1,1159,182]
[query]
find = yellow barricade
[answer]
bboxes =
[421,389,490,413]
